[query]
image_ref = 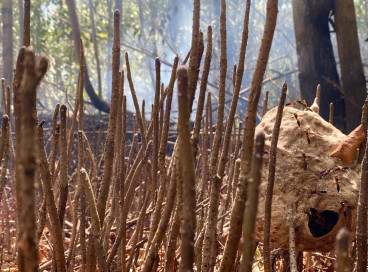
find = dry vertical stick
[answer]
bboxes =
[356,124,368,271]
[357,95,368,164]
[12,47,26,271]
[335,228,350,272]
[262,90,269,118]
[1,79,5,113]
[149,57,161,240]
[103,70,123,252]
[192,25,212,158]
[209,0,227,183]
[0,114,9,166]
[36,121,66,272]
[316,84,321,112]
[165,155,183,272]
[77,132,87,272]
[58,104,68,226]
[119,95,127,272]
[142,99,146,131]
[177,65,196,271]
[80,168,107,272]
[159,83,164,141]
[329,102,334,124]
[188,0,201,109]
[220,0,279,270]
[125,52,147,149]
[97,10,121,225]
[0,115,10,202]
[288,208,297,272]
[66,41,85,270]
[240,131,265,272]
[82,132,97,181]
[49,104,60,176]
[76,39,88,272]
[146,55,178,253]
[208,92,214,147]
[224,122,242,218]
[18,47,48,272]
[95,120,103,165]
[263,82,288,272]
[2,188,11,252]
[197,115,209,203]
[112,70,124,223]
[6,86,10,117]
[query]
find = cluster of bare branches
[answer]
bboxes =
[1,0,368,271]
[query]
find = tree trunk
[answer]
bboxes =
[292,0,346,132]
[64,0,110,113]
[18,0,24,46]
[334,0,366,132]
[88,0,102,98]
[2,0,13,89]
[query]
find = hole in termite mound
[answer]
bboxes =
[307,208,339,238]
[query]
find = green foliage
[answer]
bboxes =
[2,0,368,117]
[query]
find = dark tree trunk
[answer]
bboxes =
[292,0,346,132]
[2,0,13,89]
[18,0,24,47]
[334,0,366,132]
[64,0,110,113]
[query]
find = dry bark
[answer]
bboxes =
[13,47,26,271]
[17,47,48,272]
[58,104,69,226]
[96,10,121,225]
[240,131,265,272]
[177,65,196,271]
[209,0,227,182]
[0,115,10,203]
[188,0,201,110]
[125,53,147,149]
[262,91,269,118]
[49,104,60,176]
[263,82,287,272]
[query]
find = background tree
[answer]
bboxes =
[292,0,345,131]
[2,0,13,90]
[292,0,366,133]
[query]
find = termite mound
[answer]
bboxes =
[254,106,360,252]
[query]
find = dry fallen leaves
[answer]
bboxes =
[330,124,365,164]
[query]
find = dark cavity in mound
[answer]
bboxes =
[308,208,339,238]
